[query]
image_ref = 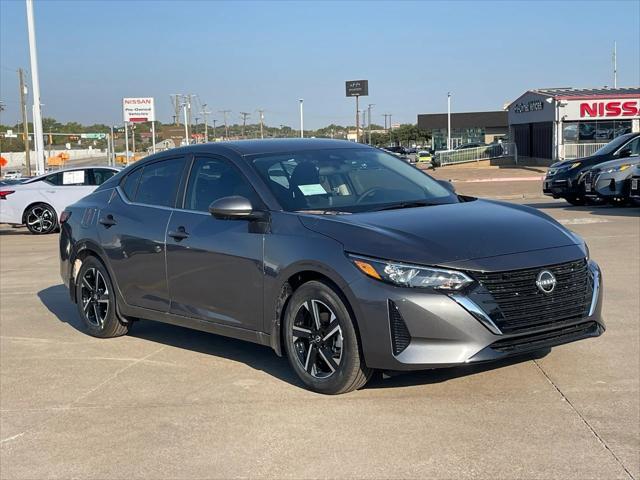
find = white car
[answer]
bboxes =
[0,166,119,234]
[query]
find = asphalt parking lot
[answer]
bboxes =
[1,166,638,479]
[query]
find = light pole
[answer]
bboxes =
[367,104,374,144]
[183,102,189,144]
[299,99,304,138]
[447,92,452,150]
[25,0,45,174]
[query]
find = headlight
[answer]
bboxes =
[349,254,474,291]
[604,164,631,173]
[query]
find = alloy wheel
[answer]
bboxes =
[292,299,343,379]
[80,268,110,328]
[26,206,55,233]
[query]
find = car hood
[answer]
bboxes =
[549,155,603,169]
[298,199,582,267]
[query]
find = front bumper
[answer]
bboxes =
[348,259,604,371]
[630,176,640,199]
[543,172,582,198]
[583,171,631,200]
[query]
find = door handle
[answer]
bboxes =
[168,226,189,241]
[99,214,116,227]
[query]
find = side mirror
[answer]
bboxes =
[209,196,265,220]
[437,179,456,193]
[618,147,632,158]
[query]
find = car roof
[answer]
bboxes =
[148,138,368,159]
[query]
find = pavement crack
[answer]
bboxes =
[533,359,635,480]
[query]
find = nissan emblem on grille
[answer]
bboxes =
[536,270,557,294]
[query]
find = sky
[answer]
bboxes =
[1,0,639,129]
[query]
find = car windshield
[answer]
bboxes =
[593,133,636,156]
[251,148,458,213]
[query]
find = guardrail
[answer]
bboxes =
[434,142,517,166]
[562,143,606,160]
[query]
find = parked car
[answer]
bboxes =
[454,142,485,150]
[0,166,119,234]
[627,164,640,206]
[59,139,604,394]
[543,132,640,205]
[416,149,435,167]
[582,156,640,205]
[2,170,23,180]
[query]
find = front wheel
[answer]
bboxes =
[75,257,129,338]
[283,281,372,394]
[24,203,57,234]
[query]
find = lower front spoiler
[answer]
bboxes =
[468,321,604,363]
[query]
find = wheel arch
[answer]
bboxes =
[68,240,114,304]
[268,266,364,360]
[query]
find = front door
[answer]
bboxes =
[98,156,187,312]
[165,155,264,330]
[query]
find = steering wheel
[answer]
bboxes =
[356,187,383,204]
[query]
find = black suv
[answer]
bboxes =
[543,132,640,205]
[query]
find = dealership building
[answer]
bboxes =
[507,87,640,161]
[417,111,508,150]
[417,87,639,162]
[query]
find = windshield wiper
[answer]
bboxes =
[372,201,437,212]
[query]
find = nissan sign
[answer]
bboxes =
[562,98,640,121]
[346,80,368,97]
[123,97,156,123]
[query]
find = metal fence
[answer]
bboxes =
[562,143,606,160]
[434,142,518,166]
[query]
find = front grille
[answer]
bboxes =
[490,322,599,353]
[388,300,411,355]
[471,259,593,334]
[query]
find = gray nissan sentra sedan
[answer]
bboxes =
[59,139,604,394]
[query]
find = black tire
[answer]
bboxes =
[24,203,57,234]
[75,256,129,338]
[565,196,586,206]
[283,280,372,394]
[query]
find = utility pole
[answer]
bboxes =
[239,112,250,138]
[201,104,211,142]
[257,109,265,139]
[194,116,200,141]
[212,119,217,141]
[25,0,45,174]
[170,94,181,125]
[367,103,374,144]
[18,68,31,176]
[124,122,130,165]
[299,99,304,138]
[220,110,230,139]
[383,113,390,131]
[131,124,136,154]
[613,41,617,88]
[447,92,452,150]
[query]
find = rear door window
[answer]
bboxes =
[134,158,185,207]
[121,168,143,200]
[90,169,117,186]
[44,170,88,186]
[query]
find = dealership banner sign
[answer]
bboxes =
[123,97,155,123]
[563,98,639,121]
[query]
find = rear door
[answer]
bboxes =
[98,156,187,312]
[165,155,264,330]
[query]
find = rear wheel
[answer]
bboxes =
[75,257,129,338]
[24,203,57,234]
[283,280,372,394]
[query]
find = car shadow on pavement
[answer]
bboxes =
[38,284,552,392]
[0,226,31,235]
[37,284,302,388]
